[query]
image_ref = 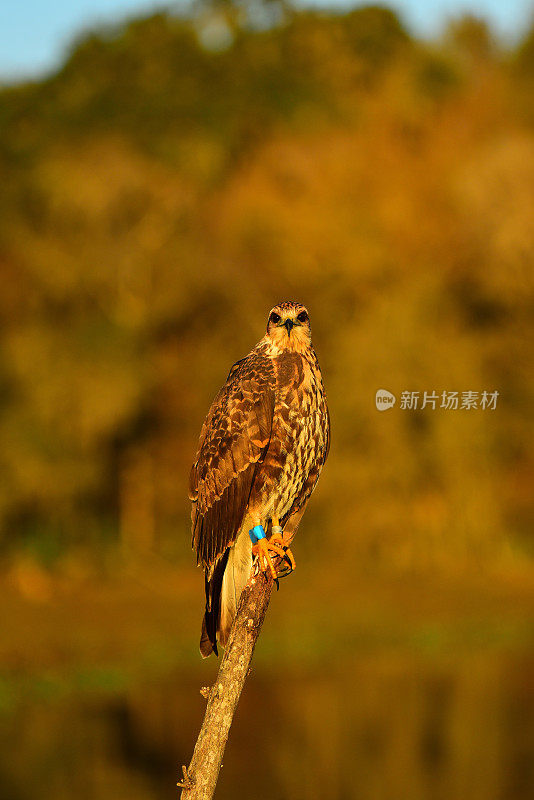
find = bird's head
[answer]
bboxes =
[265,301,311,353]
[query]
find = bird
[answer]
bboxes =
[189,301,330,657]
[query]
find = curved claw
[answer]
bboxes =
[276,553,295,578]
[269,533,296,575]
[251,536,295,581]
[252,530,297,582]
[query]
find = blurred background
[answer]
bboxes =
[1,1,534,798]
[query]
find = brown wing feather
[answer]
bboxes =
[190,351,276,571]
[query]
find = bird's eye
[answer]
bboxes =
[269,312,281,324]
[297,311,309,323]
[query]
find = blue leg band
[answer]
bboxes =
[249,525,266,544]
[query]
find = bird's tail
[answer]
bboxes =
[200,531,252,658]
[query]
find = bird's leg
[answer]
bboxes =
[249,523,289,581]
[269,517,296,576]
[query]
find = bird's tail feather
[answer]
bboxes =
[200,548,229,658]
[199,531,251,657]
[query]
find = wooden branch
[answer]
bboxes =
[178,569,274,799]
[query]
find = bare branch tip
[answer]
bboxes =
[177,765,194,790]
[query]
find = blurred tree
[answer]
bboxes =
[445,14,496,63]
[514,17,534,78]
[0,2,532,571]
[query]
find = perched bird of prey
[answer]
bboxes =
[189,301,330,657]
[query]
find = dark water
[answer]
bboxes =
[1,653,533,800]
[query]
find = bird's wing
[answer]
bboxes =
[189,350,276,571]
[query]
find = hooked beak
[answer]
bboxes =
[284,319,294,336]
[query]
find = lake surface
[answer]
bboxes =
[1,651,532,800]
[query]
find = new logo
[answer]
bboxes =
[375,389,396,411]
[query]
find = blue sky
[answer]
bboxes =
[1,0,533,81]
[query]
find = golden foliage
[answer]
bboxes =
[0,5,532,576]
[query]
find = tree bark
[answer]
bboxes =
[178,569,274,799]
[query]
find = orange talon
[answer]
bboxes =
[252,533,296,580]
[270,533,296,572]
[252,537,278,580]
